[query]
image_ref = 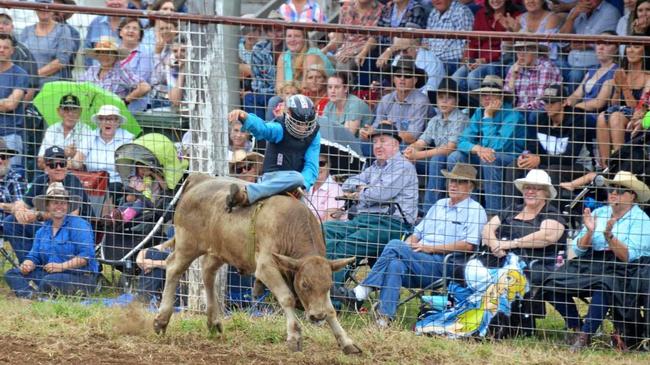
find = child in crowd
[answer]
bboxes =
[269,80,301,119]
[112,163,167,223]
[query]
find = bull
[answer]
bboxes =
[153,173,361,354]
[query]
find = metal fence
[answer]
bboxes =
[0,0,649,351]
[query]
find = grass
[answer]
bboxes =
[0,295,648,365]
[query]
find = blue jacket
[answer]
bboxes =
[457,103,525,154]
[25,215,98,273]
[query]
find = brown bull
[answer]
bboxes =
[153,173,361,354]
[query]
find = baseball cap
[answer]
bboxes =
[542,84,564,104]
[59,94,81,108]
[44,146,66,160]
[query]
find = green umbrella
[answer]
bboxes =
[33,81,142,136]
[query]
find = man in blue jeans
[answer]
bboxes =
[226,94,320,210]
[352,163,487,325]
[446,75,525,215]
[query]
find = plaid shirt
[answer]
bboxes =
[336,1,384,59]
[250,39,276,96]
[278,0,326,23]
[423,1,474,61]
[504,57,562,110]
[0,169,27,220]
[376,0,427,48]
[79,62,144,98]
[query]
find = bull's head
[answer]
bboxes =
[273,253,354,323]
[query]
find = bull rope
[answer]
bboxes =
[247,200,266,264]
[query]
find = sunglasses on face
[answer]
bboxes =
[47,160,67,169]
[234,163,251,174]
[607,186,632,195]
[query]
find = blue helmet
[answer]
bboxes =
[285,94,317,138]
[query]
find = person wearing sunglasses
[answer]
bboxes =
[545,170,650,351]
[305,153,345,222]
[37,94,93,171]
[3,145,92,263]
[228,149,264,184]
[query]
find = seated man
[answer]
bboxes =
[225,94,320,211]
[4,183,98,298]
[360,57,429,152]
[3,146,92,262]
[0,137,26,224]
[0,33,28,169]
[504,84,589,207]
[324,123,418,298]
[447,75,525,215]
[351,163,487,325]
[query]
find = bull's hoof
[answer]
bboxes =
[342,344,362,355]
[207,321,223,335]
[153,319,168,335]
[287,338,303,352]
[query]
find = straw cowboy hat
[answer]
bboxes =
[33,182,82,213]
[514,169,557,199]
[441,163,479,188]
[472,74,514,102]
[85,36,130,60]
[513,41,549,54]
[604,171,650,203]
[91,105,127,125]
[229,150,264,165]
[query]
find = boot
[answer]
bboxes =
[569,332,591,353]
[226,183,248,212]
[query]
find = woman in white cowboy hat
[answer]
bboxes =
[545,170,650,351]
[3,182,99,299]
[83,104,134,192]
[482,169,567,284]
[78,36,151,112]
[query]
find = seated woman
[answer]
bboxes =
[79,36,151,112]
[84,105,134,195]
[306,153,345,222]
[564,33,618,130]
[275,28,334,94]
[321,72,373,138]
[37,94,93,171]
[4,183,98,298]
[118,17,154,84]
[596,42,650,168]
[482,169,567,286]
[545,171,650,351]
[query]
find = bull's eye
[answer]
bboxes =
[301,282,311,291]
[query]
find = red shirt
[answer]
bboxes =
[467,7,520,62]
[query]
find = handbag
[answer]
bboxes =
[71,170,109,196]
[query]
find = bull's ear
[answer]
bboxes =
[329,257,356,272]
[272,253,301,273]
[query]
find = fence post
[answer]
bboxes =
[185,0,240,312]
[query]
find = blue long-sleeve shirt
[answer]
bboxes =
[241,113,320,191]
[457,103,525,154]
[573,205,650,262]
[25,215,99,273]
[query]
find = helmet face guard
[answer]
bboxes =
[285,94,317,139]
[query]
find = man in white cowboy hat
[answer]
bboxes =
[37,93,93,171]
[3,182,99,299]
[504,41,561,111]
[350,163,487,325]
[0,137,26,224]
[545,170,650,351]
[79,36,151,112]
[3,145,92,263]
[447,74,525,215]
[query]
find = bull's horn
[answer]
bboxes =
[329,257,356,272]
[272,253,301,273]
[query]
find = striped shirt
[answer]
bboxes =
[278,0,327,23]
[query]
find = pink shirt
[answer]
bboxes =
[307,175,345,220]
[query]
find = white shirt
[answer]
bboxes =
[84,128,134,182]
[38,121,95,157]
